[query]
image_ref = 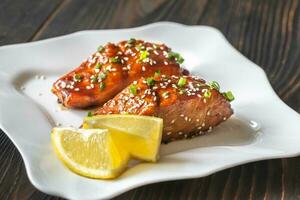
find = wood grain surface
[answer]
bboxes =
[0,0,299,199]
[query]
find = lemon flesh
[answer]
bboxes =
[51,127,129,179]
[83,115,163,162]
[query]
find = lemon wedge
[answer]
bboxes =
[51,127,129,179]
[83,115,163,162]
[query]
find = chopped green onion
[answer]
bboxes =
[98,72,107,80]
[146,77,155,86]
[99,82,105,90]
[128,38,136,44]
[168,51,184,64]
[177,77,187,87]
[95,63,102,69]
[90,76,98,83]
[179,89,186,94]
[97,45,104,52]
[223,91,235,101]
[154,70,161,77]
[109,57,120,63]
[209,81,220,91]
[136,44,145,51]
[87,111,93,117]
[162,91,170,98]
[139,50,149,61]
[73,74,82,82]
[204,90,212,98]
[130,85,137,95]
[105,65,111,72]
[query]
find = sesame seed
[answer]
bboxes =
[154,50,159,55]
[188,118,192,122]
[184,116,188,121]
[167,132,172,135]
[184,134,188,138]
[180,114,185,117]
[142,66,146,71]
[197,126,202,130]
[124,57,128,61]
[133,81,137,84]
[95,69,100,73]
[207,111,210,116]
[223,117,227,121]
[197,94,202,98]
[74,88,80,91]
[202,122,205,127]
[178,132,183,135]
[86,86,91,90]
[196,119,200,122]
[203,99,207,103]
[171,119,175,124]
[164,61,168,65]
[60,82,66,89]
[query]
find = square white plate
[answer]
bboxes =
[0,22,300,200]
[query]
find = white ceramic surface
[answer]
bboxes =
[0,22,300,200]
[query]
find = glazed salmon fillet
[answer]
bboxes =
[52,39,187,108]
[93,74,234,143]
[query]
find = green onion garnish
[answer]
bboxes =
[154,70,161,77]
[130,85,137,95]
[223,91,235,101]
[104,65,111,73]
[177,77,187,87]
[73,74,82,82]
[209,81,220,91]
[99,82,105,90]
[95,63,102,69]
[139,50,149,61]
[98,72,107,80]
[179,89,186,94]
[168,51,184,64]
[146,77,155,86]
[87,111,93,117]
[97,45,104,52]
[204,90,212,98]
[109,57,120,63]
[128,38,136,44]
[162,91,170,98]
[90,76,98,83]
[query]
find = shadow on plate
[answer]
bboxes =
[160,117,260,156]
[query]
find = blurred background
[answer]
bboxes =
[0,0,299,199]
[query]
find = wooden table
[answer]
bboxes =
[0,0,299,199]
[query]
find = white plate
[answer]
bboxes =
[0,22,300,200]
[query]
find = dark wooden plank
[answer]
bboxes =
[0,0,63,199]
[0,0,62,45]
[0,0,300,199]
